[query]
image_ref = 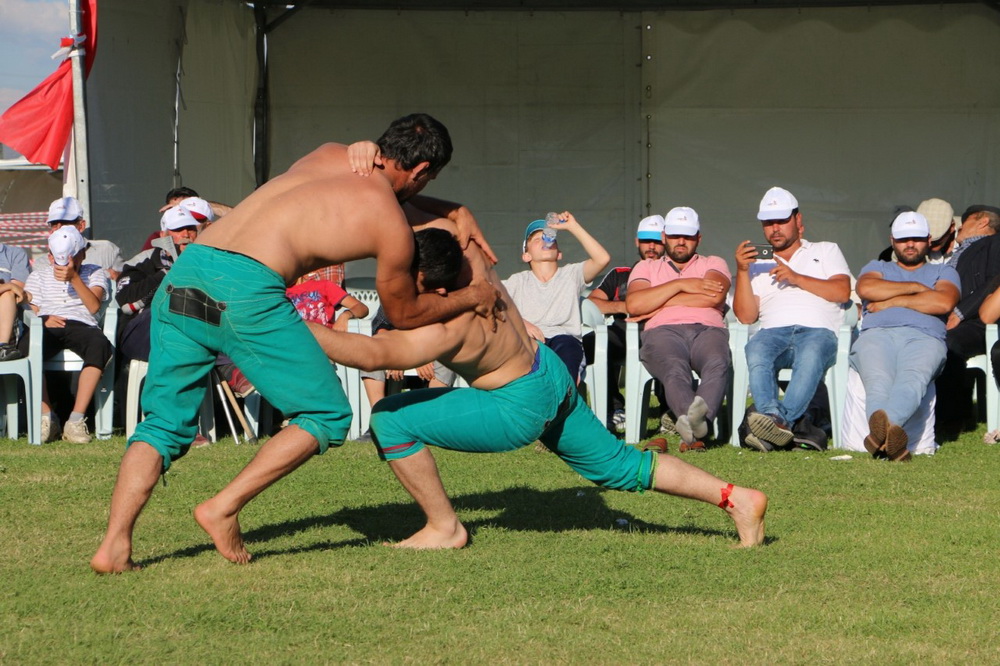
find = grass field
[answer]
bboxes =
[2,430,999,664]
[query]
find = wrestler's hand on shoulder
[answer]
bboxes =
[453,207,498,265]
[347,141,382,176]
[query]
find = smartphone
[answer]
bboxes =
[751,243,774,260]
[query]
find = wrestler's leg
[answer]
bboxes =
[386,448,468,549]
[548,391,767,547]
[195,302,349,563]
[194,426,320,564]
[370,385,551,548]
[651,454,767,548]
[90,443,163,573]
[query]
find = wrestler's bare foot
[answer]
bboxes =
[90,537,142,574]
[723,486,768,548]
[194,500,252,564]
[387,519,468,550]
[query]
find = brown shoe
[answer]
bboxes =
[884,424,910,462]
[865,410,890,458]
[679,440,706,453]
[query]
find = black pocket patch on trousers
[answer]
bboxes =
[166,284,226,326]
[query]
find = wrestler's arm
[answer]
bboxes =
[307,321,462,372]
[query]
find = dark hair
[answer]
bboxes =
[164,187,199,204]
[412,228,463,291]
[376,113,453,175]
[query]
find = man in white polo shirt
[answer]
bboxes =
[733,186,852,451]
[626,206,730,450]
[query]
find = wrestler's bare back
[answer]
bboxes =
[410,219,537,391]
[197,143,411,285]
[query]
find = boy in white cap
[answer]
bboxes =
[22,226,112,443]
[626,206,731,451]
[587,214,668,430]
[44,196,125,280]
[502,212,610,384]
[733,186,852,451]
[851,211,960,461]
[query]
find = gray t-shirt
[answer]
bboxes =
[0,244,31,284]
[502,261,588,339]
[859,260,961,342]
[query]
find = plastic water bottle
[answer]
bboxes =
[542,212,559,249]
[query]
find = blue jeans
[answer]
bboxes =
[745,325,837,425]
[849,326,946,426]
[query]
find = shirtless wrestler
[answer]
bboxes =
[309,224,768,549]
[91,113,495,573]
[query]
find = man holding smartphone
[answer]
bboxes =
[733,187,852,451]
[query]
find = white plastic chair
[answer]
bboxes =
[729,302,858,447]
[623,316,732,446]
[0,336,35,443]
[964,323,999,432]
[580,298,609,422]
[27,287,119,442]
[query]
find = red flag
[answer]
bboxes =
[0,0,99,170]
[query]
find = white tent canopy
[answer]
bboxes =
[87,1,1000,275]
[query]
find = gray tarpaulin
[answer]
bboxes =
[86,2,998,276]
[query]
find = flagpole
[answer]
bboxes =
[68,0,91,225]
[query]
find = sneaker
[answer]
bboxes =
[41,413,61,443]
[191,433,211,448]
[747,412,794,449]
[742,432,774,453]
[0,343,22,362]
[658,412,679,436]
[355,429,374,443]
[610,409,626,433]
[63,418,92,444]
[792,414,828,451]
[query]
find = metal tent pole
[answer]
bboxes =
[68,0,91,223]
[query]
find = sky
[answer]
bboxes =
[0,0,70,156]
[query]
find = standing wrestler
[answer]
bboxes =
[309,226,767,549]
[91,113,493,573]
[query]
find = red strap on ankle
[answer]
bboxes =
[718,483,734,509]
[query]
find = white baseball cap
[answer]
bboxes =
[47,196,84,224]
[757,186,799,221]
[636,215,665,241]
[161,206,200,232]
[891,211,930,240]
[178,197,215,222]
[663,207,700,236]
[48,226,87,266]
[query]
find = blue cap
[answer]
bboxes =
[523,219,548,251]
[524,219,547,242]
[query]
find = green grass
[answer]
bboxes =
[2,431,1000,664]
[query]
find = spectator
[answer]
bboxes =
[851,211,960,461]
[286,272,369,331]
[626,206,731,451]
[140,188,232,252]
[116,206,201,362]
[0,240,31,361]
[935,204,1000,436]
[22,226,111,443]
[733,186,852,451]
[586,214,667,431]
[41,196,124,280]
[503,212,610,384]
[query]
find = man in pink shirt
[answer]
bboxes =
[625,207,731,449]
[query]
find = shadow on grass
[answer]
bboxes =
[146,485,765,566]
